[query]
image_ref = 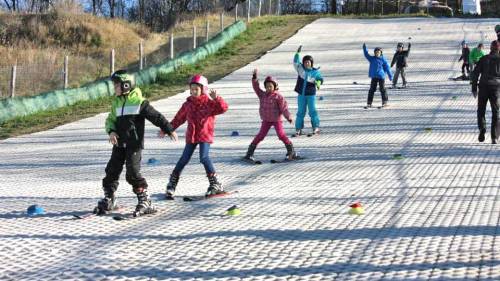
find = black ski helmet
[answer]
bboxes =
[111,69,135,93]
[397,42,404,48]
[374,47,383,54]
[302,55,314,67]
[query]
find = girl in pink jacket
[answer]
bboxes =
[164,74,228,199]
[244,69,297,162]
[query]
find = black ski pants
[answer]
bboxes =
[477,84,500,141]
[102,146,147,194]
[462,62,470,75]
[367,78,388,105]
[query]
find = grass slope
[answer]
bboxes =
[0,15,318,139]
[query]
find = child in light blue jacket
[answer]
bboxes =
[293,45,324,136]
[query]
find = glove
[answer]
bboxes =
[297,45,302,53]
[315,80,321,90]
[109,132,119,145]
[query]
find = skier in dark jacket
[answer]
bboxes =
[390,42,411,88]
[97,70,178,216]
[470,41,500,144]
[459,41,471,78]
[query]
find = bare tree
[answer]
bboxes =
[106,0,115,18]
[91,0,103,15]
[3,0,18,11]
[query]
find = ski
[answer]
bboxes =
[241,157,262,165]
[270,155,306,163]
[112,208,158,221]
[72,205,125,220]
[307,132,320,137]
[183,190,238,202]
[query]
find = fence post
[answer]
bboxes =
[247,0,251,22]
[110,49,115,75]
[235,3,238,22]
[220,12,224,32]
[63,55,69,89]
[206,19,210,42]
[170,33,174,59]
[139,41,144,70]
[10,64,16,98]
[258,0,262,17]
[193,25,197,49]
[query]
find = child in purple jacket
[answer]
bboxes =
[243,69,297,162]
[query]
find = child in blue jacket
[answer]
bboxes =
[363,43,393,108]
[293,45,324,136]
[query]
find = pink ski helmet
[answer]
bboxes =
[264,76,278,90]
[190,74,209,94]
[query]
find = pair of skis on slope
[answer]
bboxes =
[113,190,239,220]
[241,155,306,165]
[73,190,237,221]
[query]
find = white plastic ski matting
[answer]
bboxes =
[0,18,499,281]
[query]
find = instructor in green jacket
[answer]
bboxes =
[469,43,486,67]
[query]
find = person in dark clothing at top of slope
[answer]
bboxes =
[362,43,393,109]
[459,41,471,79]
[391,42,411,89]
[470,40,500,144]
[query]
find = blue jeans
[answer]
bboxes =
[295,95,320,130]
[173,143,215,175]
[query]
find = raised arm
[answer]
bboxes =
[252,69,265,98]
[208,90,229,116]
[363,43,371,60]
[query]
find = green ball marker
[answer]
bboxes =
[226,205,241,216]
[393,153,404,160]
[424,127,432,132]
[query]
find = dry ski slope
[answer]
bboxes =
[0,18,499,280]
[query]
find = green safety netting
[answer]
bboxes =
[0,20,246,124]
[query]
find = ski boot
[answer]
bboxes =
[133,186,156,217]
[479,129,486,143]
[309,128,320,136]
[94,187,117,215]
[165,173,180,200]
[292,129,304,137]
[206,174,224,196]
[243,144,257,162]
[285,143,298,160]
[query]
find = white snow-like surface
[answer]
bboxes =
[0,18,499,280]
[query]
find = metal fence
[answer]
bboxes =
[0,0,283,99]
